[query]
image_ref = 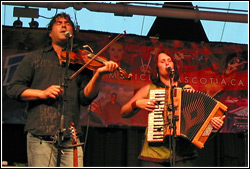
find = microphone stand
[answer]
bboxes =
[56,37,72,167]
[168,71,177,167]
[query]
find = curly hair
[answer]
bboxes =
[47,12,75,34]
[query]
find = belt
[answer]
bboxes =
[30,133,83,148]
[31,133,71,142]
[32,134,56,142]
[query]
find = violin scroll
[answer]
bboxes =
[118,67,132,80]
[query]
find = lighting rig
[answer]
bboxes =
[13,7,39,28]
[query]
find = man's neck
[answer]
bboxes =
[52,43,64,54]
[52,43,67,64]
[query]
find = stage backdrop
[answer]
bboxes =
[2,26,248,133]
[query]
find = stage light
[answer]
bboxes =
[13,17,23,28]
[29,18,39,28]
[12,7,39,28]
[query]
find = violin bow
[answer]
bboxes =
[68,31,126,83]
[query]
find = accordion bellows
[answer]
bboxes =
[147,87,228,149]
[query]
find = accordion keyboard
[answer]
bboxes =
[147,89,168,142]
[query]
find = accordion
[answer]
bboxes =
[147,87,228,149]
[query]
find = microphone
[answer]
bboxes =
[166,66,174,73]
[65,31,73,38]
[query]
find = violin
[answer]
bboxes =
[61,49,132,80]
[61,31,132,82]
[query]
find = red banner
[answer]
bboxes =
[2,26,248,133]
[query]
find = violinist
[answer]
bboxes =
[6,12,119,167]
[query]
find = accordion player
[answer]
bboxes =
[147,87,228,149]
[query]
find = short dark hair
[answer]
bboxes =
[47,12,75,33]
